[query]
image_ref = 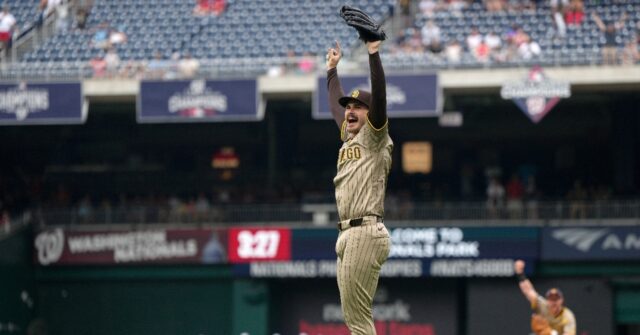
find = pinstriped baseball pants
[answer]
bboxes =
[336,219,390,335]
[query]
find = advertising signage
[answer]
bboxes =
[34,228,227,266]
[542,226,640,261]
[233,227,538,278]
[35,226,538,278]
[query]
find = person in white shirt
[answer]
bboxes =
[0,6,16,49]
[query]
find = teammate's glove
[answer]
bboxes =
[530,314,553,335]
[339,5,387,43]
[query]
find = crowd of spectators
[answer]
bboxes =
[391,0,639,66]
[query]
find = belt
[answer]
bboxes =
[337,215,383,231]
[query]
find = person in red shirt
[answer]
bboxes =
[506,173,524,219]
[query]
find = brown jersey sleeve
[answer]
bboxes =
[367,52,387,130]
[327,67,346,129]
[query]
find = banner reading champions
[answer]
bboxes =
[138,79,261,123]
[314,73,441,119]
[0,81,85,125]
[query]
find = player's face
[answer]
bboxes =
[547,298,563,315]
[344,102,368,136]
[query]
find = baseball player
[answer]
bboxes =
[514,260,577,335]
[325,37,392,335]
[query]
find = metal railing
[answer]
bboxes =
[33,199,640,227]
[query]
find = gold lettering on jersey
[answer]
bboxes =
[338,146,362,164]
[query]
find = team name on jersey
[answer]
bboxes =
[338,146,362,165]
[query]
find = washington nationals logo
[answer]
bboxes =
[35,229,65,265]
[500,66,570,123]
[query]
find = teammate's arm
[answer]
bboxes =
[326,41,346,128]
[515,259,539,306]
[366,40,387,129]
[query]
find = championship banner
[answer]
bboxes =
[313,73,441,119]
[500,67,570,123]
[137,79,261,123]
[542,226,640,261]
[233,227,538,277]
[0,81,85,125]
[33,228,227,265]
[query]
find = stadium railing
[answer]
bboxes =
[33,199,640,227]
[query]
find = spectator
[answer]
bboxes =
[552,3,567,38]
[567,180,588,219]
[621,40,639,66]
[506,174,524,219]
[524,175,539,219]
[211,0,226,16]
[449,0,466,17]
[195,192,210,222]
[76,5,91,30]
[104,48,120,77]
[421,20,441,49]
[146,51,168,79]
[445,40,462,63]
[89,54,107,78]
[194,0,226,16]
[91,22,111,50]
[297,52,315,74]
[77,195,93,224]
[473,40,491,63]
[466,27,483,51]
[0,6,17,50]
[485,31,502,51]
[593,12,627,65]
[564,0,584,26]
[549,0,569,12]
[54,0,70,33]
[518,37,541,60]
[109,26,127,46]
[178,52,200,78]
[486,177,505,219]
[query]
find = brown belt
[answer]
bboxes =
[337,215,383,231]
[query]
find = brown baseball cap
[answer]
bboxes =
[338,89,371,109]
[545,288,563,300]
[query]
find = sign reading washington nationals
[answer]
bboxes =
[138,79,261,123]
[0,81,84,125]
[33,228,227,265]
[314,73,441,119]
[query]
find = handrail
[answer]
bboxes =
[32,199,640,226]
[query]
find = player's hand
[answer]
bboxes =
[366,40,382,54]
[326,40,342,70]
[514,259,525,274]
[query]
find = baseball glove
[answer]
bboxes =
[531,314,552,335]
[339,5,387,42]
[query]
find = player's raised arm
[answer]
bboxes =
[515,259,539,305]
[326,41,346,128]
[366,40,387,129]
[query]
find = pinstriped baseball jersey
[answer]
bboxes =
[334,117,393,221]
[533,296,577,335]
